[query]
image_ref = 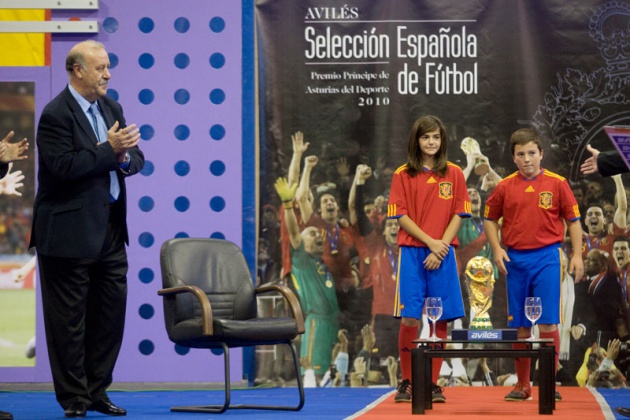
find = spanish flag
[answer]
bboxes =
[0,9,50,66]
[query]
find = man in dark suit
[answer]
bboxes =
[581,144,630,418]
[581,144,628,177]
[29,40,144,418]
[569,249,628,379]
[0,130,29,420]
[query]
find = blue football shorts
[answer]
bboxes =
[505,243,562,327]
[394,245,465,322]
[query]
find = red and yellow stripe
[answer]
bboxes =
[0,9,51,66]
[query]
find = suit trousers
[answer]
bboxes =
[38,206,128,408]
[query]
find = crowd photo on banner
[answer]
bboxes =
[0,82,37,369]
[254,0,630,393]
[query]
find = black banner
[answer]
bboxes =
[256,0,630,388]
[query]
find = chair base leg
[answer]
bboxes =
[171,405,226,413]
[170,403,302,413]
[171,341,305,413]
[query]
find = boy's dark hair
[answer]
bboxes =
[510,128,543,156]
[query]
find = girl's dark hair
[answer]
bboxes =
[406,115,448,177]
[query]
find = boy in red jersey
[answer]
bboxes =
[388,115,471,403]
[484,128,584,402]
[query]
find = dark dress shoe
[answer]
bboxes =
[64,402,87,418]
[89,399,127,416]
[0,410,13,420]
[616,407,630,418]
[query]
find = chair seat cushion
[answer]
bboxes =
[170,317,299,348]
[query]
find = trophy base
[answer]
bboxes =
[470,317,493,330]
[452,329,518,341]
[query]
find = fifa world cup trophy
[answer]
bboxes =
[460,137,490,176]
[465,256,495,330]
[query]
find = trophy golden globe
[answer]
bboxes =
[465,256,495,330]
[460,137,489,176]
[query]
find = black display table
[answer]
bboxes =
[410,338,555,415]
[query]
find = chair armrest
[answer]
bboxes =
[157,285,214,335]
[256,284,305,334]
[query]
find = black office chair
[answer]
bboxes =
[158,237,305,413]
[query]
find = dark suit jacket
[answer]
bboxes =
[598,150,629,177]
[29,86,144,259]
[572,273,627,340]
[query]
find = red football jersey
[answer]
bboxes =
[484,169,580,250]
[309,214,357,291]
[354,231,398,316]
[387,162,471,248]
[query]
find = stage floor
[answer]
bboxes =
[0,385,628,419]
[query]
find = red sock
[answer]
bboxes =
[512,342,531,388]
[539,329,560,372]
[399,323,419,381]
[432,321,448,384]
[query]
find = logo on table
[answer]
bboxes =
[469,330,500,340]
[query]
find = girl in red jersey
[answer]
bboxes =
[387,115,471,403]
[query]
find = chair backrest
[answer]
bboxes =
[160,238,257,327]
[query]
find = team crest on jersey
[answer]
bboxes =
[438,182,453,199]
[538,191,553,209]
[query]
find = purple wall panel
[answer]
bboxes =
[0,0,246,383]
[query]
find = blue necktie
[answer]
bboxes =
[89,103,120,201]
